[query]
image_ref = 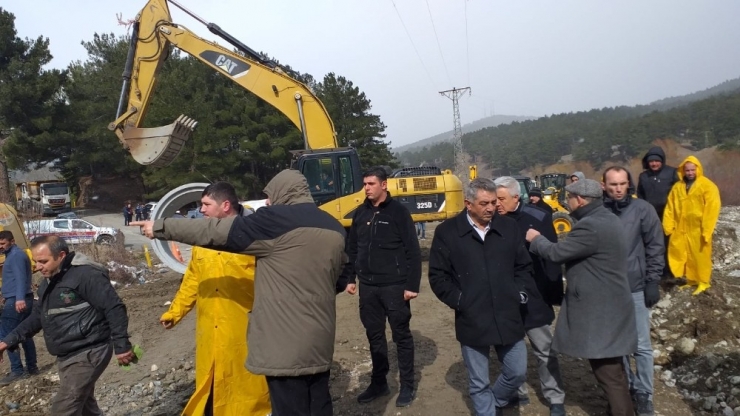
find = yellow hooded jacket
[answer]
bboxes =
[160,246,271,416]
[662,156,721,285]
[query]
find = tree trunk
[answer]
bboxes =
[0,140,12,203]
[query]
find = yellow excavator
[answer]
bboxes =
[108,0,463,227]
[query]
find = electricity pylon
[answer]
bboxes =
[439,87,471,182]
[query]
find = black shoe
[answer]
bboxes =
[550,403,566,416]
[0,372,25,386]
[26,368,40,376]
[503,394,530,408]
[634,392,654,416]
[395,385,416,407]
[357,383,390,404]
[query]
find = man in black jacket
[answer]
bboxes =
[0,236,134,416]
[429,178,531,416]
[528,187,554,213]
[637,146,679,220]
[494,177,565,416]
[344,167,422,408]
[637,146,678,279]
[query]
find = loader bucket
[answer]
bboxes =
[122,115,198,168]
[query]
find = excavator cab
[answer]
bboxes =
[292,149,363,207]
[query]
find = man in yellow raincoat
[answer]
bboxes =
[663,156,721,296]
[160,182,271,416]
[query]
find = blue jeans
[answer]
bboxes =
[624,291,653,398]
[416,222,426,239]
[1,295,38,375]
[461,339,527,415]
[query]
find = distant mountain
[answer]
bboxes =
[647,77,740,111]
[392,114,534,153]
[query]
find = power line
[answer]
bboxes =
[390,0,437,88]
[425,0,452,86]
[464,0,470,86]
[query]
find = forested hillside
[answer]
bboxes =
[398,82,740,175]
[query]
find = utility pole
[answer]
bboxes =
[439,87,471,181]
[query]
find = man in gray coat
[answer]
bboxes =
[602,166,664,416]
[135,170,348,416]
[526,179,636,416]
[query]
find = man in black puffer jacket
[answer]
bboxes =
[637,146,678,221]
[344,166,421,408]
[0,236,133,416]
[637,146,679,279]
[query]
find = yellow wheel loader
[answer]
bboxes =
[537,173,576,238]
[109,0,464,227]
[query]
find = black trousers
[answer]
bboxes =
[359,283,414,387]
[266,371,332,416]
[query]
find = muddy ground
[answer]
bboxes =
[4,210,740,415]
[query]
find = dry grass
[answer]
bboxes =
[72,239,144,285]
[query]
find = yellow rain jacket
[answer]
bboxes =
[663,156,721,285]
[160,247,271,416]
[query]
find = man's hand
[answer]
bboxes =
[15,300,26,314]
[345,284,357,295]
[130,221,154,238]
[404,290,418,301]
[644,282,660,308]
[0,341,7,363]
[525,228,541,242]
[160,319,174,330]
[116,350,136,365]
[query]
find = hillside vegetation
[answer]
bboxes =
[398,79,740,177]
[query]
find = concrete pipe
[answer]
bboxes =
[150,182,209,274]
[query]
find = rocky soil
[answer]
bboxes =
[1,207,740,415]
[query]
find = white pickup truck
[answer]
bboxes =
[24,218,123,245]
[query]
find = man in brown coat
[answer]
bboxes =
[135,169,347,416]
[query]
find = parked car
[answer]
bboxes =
[24,218,123,245]
[143,202,158,220]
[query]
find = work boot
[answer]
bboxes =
[503,394,530,408]
[0,372,25,386]
[550,403,566,416]
[395,384,416,407]
[634,393,654,416]
[692,283,710,296]
[26,367,40,376]
[357,382,390,404]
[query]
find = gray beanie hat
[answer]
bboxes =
[570,171,585,181]
[565,179,602,198]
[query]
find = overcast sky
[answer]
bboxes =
[9,1,740,148]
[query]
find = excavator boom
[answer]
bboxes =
[109,0,337,166]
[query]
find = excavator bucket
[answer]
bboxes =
[122,115,198,168]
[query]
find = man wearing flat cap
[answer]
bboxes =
[525,179,637,416]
